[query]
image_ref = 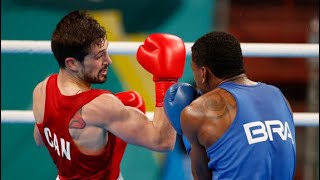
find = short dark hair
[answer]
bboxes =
[51,10,107,68]
[191,31,245,79]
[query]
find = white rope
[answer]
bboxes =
[1,110,318,127]
[1,40,319,58]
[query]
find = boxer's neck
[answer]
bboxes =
[218,73,257,86]
[58,69,91,95]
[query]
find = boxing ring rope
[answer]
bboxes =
[1,40,319,127]
[1,40,319,57]
[1,110,319,127]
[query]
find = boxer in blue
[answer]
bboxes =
[164,31,296,180]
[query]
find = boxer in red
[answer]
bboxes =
[32,10,186,180]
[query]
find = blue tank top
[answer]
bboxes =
[206,82,296,180]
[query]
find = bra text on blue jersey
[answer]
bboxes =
[44,127,71,160]
[243,120,294,145]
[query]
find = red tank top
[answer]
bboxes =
[36,74,127,180]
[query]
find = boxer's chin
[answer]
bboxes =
[95,73,107,84]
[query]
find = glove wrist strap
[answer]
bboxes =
[154,80,177,107]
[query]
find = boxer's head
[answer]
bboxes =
[51,10,111,84]
[51,10,107,68]
[191,31,245,93]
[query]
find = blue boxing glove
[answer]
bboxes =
[164,83,200,154]
[164,82,201,135]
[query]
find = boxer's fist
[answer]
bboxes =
[136,33,186,81]
[137,33,186,107]
[164,83,201,135]
[115,91,146,113]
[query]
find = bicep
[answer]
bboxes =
[97,96,155,149]
[110,105,152,146]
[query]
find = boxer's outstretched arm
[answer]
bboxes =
[86,94,176,152]
[92,33,185,152]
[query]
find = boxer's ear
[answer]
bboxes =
[65,57,78,71]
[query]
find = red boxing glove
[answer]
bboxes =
[136,33,186,107]
[115,91,146,113]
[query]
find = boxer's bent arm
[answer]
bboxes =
[181,106,212,179]
[189,143,212,180]
[88,94,176,152]
[32,81,46,147]
[34,125,45,146]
